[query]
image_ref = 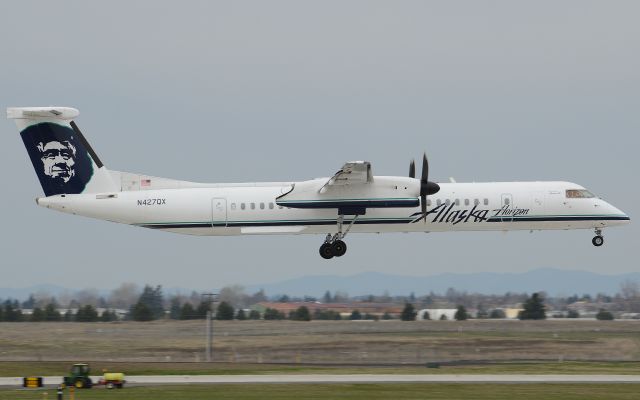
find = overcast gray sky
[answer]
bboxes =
[1,1,638,292]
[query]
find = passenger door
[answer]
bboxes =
[211,198,227,228]
[531,191,544,214]
[500,193,513,223]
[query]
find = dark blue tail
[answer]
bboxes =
[9,107,117,196]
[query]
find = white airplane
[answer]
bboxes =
[9,107,630,259]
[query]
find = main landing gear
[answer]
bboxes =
[592,228,604,247]
[319,214,358,259]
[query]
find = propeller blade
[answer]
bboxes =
[422,152,440,196]
[411,151,440,223]
[411,196,427,224]
[409,159,415,179]
[421,153,429,183]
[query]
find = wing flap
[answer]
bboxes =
[322,161,372,190]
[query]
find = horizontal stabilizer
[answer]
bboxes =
[7,107,79,121]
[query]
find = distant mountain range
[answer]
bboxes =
[2,268,639,300]
[245,268,640,297]
[0,284,71,301]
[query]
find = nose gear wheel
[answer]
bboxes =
[592,228,604,247]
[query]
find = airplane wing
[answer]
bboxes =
[276,160,419,213]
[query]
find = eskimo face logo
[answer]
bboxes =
[20,123,93,196]
[37,140,76,183]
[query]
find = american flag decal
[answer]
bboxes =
[141,179,151,186]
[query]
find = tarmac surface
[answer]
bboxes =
[2,374,640,387]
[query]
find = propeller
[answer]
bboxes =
[411,153,440,223]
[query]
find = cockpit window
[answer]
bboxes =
[566,189,595,198]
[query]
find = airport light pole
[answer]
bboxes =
[201,292,218,362]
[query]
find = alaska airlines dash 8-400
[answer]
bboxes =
[8,107,630,259]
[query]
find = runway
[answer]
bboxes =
[2,374,640,387]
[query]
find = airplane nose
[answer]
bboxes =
[620,211,630,223]
[605,202,630,224]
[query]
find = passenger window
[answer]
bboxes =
[484,198,489,206]
[240,203,245,210]
[504,198,510,206]
[445,199,451,206]
[269,202,274,209]
[260,202,265,210]
[474,199,479,206]
[427,199,431,207]
[436,199,442,206]
[250,203,255,210]
[455,199,460,206]
[230,203,236,210]
[464,199,470,206]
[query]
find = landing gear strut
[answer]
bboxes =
[592,228,604,247]
[319,214,358,259]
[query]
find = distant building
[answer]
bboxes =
[503,308,523,319]
[254,302,403,318]
[419,309,457,320]
[20,307,126,320]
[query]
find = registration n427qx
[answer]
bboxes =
[8,107,630,259]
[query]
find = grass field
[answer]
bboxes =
[1,320,639,399]
[1,383,639,400]
[2,360,640,377]
[1,320,639,365]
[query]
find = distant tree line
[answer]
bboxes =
[4,280,639,322]
[0,299,118,322]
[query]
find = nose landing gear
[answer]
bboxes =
[592,228,604,247]
[319,214,357,259]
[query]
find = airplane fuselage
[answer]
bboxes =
[37,179,629,236]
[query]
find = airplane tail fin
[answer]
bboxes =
[7,107,118,196]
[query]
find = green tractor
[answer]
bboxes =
[62,363,93,389]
